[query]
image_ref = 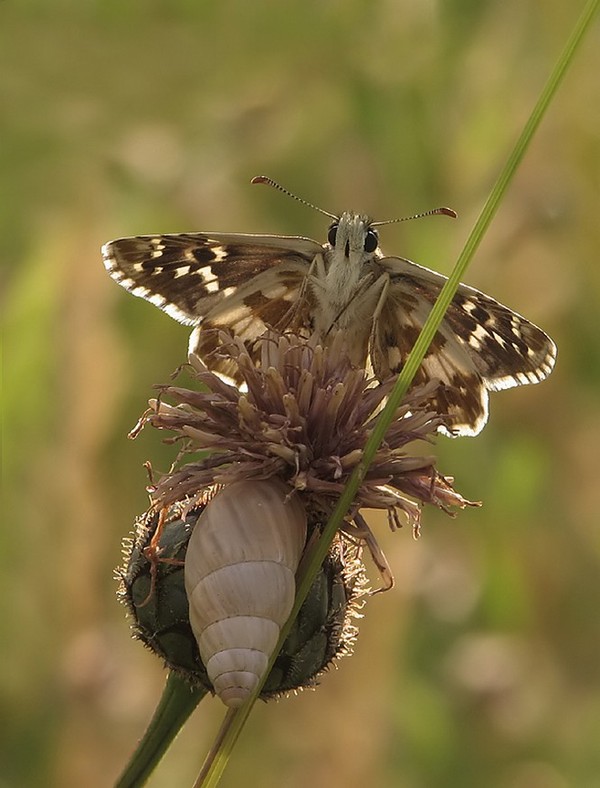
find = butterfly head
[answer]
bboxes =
[251,176,383,265]
[326,212,379,263]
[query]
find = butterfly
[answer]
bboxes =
[102,176,556,436]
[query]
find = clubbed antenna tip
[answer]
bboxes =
[251,175,338,220]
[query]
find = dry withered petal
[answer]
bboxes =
[133,330,479,585]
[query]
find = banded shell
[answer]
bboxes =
[184,479,307,707]
[119,486,366,704]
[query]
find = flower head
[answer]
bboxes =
[135,330,478,586]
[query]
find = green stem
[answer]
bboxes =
[115,673,207,788]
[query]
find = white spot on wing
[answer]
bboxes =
[194,264,220,293]
[210,246,228,262]
[387,346,402,370]
[468,324,493,351]
[261,283,287,299]
[163,302,196,325]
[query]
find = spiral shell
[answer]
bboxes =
[184,479,307,707]
[119,498,366,703]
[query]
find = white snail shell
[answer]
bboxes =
[184,479,307,708]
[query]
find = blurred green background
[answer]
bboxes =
[2,1,599,787]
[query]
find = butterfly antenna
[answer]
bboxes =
[371,206,457,227]
[251,175,338,220]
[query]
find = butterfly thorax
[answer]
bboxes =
[310,212,384,339]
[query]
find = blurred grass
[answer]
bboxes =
[2,1,599,787]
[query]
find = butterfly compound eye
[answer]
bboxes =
[364,228,378,253]
[327,224,338,246]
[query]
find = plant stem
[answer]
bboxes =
[115,673,206,788]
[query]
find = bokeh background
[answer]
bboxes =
[2,1,599,787]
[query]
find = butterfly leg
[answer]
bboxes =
[139,506,185,607]
[305,252,328,298]
[270,252,325,334]
[367,273,393,375]
[341,512,394,593]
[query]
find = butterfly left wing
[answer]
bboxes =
[103,231,322,379]
[371,256,557,436]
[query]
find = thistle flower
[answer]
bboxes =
[124,329,478,706]
[138,330,477,574]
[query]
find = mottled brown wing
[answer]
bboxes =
[103,231,322,380]
[103,231,320,322]
[372,256,557,436]
[187,263,318,382]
